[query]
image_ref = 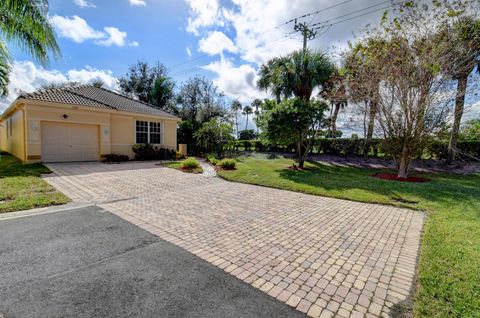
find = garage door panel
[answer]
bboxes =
[41,122,99,163]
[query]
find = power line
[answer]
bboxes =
[313,5,393,32]
[311,0,392,28]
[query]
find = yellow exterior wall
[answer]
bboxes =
[0,108,25,161]
[1,100,180,163]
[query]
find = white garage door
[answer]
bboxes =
[41,122,99,162]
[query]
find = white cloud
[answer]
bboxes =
[128,41,140,47]
[73,0,96,8]
[199,31,237,55]
[129,0,146,6]
[202,57,267,103]
[50,15,132,47]
[49,15,104,43]
[186,47,192,57]
[96,27,127,47]
[185,0,223,35]
[0,61,119,112]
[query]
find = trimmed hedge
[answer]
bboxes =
[228,138,480,160]
[423,140,480,160]
[132,144,176,161]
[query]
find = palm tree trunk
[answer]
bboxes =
[235,112,239,139]
[245,114,249,130]
[447,74,468,163]
[331,103,341,138]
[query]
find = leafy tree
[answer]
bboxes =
[176,76,228,153]
[262,98,328,168]
[230,99,242,138]
[91,79,105,88]
[460,119,480,141]
[238,129,256,140]
[151,75,175,112]
[257,49,335,101]
[119,61,174,109]
[194,118,233,156]
[242,105,253,130]
[0,0,61,96]
[363,3,454,178]
[435,15,480,161]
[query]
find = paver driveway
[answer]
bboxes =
[44,162,424,318]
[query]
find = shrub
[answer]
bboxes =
[181,157,200,169]
[239,129,256,140]
[219,158,236,169]
[176,151,185,160]
[103,154,129,163]
[132,144,176,160]
[206,155,219,165]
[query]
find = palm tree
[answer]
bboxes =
[437,16,480,162]
[251,98,262,135]
[0,0,60,96]
[242,105,253,130]
[257,49,335,102]
[230,99,242,138]
[320,67,348,138]
[344,38,385,158]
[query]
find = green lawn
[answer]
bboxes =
[218,154,480,318]
[0,152,69,213]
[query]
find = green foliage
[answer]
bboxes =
[460,119,480,141]
[119,61,175,109]
[176,151,185,160]
[132,144,176,160]
[238,129,256,140]
[181,157,199,169]
[206,155,219,165]
[219,158,236,169]
[194,118,234,155]
[176,76,229,153]
[0,0,61,96]
[257,49,335,101]
[103,154,129,163]
[262,98,328,166]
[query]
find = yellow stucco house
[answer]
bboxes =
[0,85,181,163]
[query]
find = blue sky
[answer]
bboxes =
[11,0,198,78]
[2,0,479,134]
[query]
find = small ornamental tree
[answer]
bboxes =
[263,98,328,168]
[194,118,233,156]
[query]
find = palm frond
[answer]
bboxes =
[0,0,61,66]
[0,40,11,97]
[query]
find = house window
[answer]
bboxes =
[136,121,148,144]
[135,120,162,144]
[149,122,161,144]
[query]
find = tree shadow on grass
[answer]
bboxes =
[277,160,480,214]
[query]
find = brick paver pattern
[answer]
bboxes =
[44,162,424,318]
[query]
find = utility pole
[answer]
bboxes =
[293,19,317,51]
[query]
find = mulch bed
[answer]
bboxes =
[372,173,430,183]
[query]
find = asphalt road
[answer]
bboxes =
[0,206,305,318]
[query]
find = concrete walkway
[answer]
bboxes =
[44,162,424,318]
